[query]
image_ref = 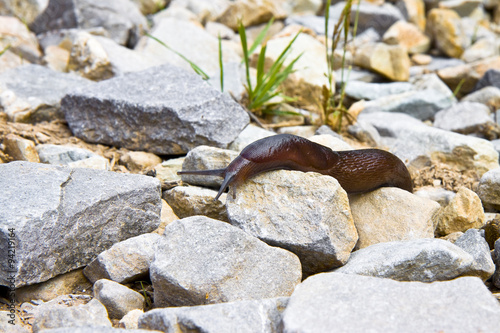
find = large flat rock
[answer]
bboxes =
[62,64,249,155]
[0,162,161,288]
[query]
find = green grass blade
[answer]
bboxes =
[146,33,210,80]
[218,33,224,92]
[238,20,253,96]
[248,17,275,55]
[0,44,11,57]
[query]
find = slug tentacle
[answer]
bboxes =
[177,134,413,199]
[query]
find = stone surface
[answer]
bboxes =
[435,187,486,236]
[344,81,413,101]
[477,167,500,210]
[433,101,496,137]
[32,297,111,333]
[62,64,249,155]
[36,144,109,170]
[179,146,239,188]
[0,64,91,122]
[397,0,426,31]
[454,228,495,281]
[163,185,228,221]
[383,20,430,54]
[475,68,500,91]
[216,0,287,30]
[349,187,440,250]
[359,112,499,176]
[462,86,500,110]
[438,56,500,96]
[361,73,455,120]
[426,8,469,58]
[282,273,500,332]
[38,327,160,333]
[493,237,500,288]
[462,37,500,63]
[3,133,40,162]
[226,170,358,276]
[354,42,411,81]
[136,18,240,77]
[30,0,147,47]
[350,2,405,35]
[150,216,302,307]
[120,151,162,173]
[93,279,144,319]
[227,124,275,151]
[84,233,161,284]
[139,297,288,333]
[0,16,41,63]
[0,161,161,287]
[334,238,475,281]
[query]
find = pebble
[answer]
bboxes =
[349,187,440,250]
[84,233,162,284]
[454,229,495,281]
[36,144,109,170]
[93,279,144,320]
[433,101,496,137]
[477,167,500,210]
[150,215,302,307]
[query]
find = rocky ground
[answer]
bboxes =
[2,0,500,332]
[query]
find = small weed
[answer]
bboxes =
[0,45,11,57]
[238,19,302,115]
[218,33,224,92]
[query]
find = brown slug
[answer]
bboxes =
[178,134,413,200]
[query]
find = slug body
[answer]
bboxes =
[178,134,413,200]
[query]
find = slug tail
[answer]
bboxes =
[177,168,226,177]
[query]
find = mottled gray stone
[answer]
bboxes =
[344,81,413,100]
[362,74,455,120]
[358,111,499,175]
[474,69,500,91]
[334,238,475,282]
[0,161,161,288]
[83,233,161,284]
[0,64,91,122]
[30,0,147,47]
[62,64,249,155]
[477,167,500,210]
[180,146,239,188]
[138,297,288,333]
[347,2,404,35]
[32,298,111,333]
[434,101,495,137]
[462,86,500,109]
[454,229,495,281]
[150,216,302,307]
[282,273,500,333]
[93,279,144,319]
[285,14,341,36]
[226,170,358,276]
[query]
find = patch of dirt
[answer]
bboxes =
[411,162,480,193]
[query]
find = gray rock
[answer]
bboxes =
[285,14,341,36]
[150,216,302,307]
[358,111,499,175]
[347,120,382,147]
[348,2,404,35]
[83,233,161,284]
[334,238,474,282]
[138,297,288,333]
[0,64,91,122]
[461,86,500,110]
[493,238,500,288]
[93,279,144,320]
[180,146,239,188]
[207,61,246,99]
[162,186,228,221]
[282,273,500,333]
[30,0,147,47]
[475,69,500,91]
[477,167,500,210]
[344,81,414,101]
[0,310,29,332]
[434,101,496,137]
[349,188,440,250]
[454,229,495,281]
[0,161,161,287]
[62,64,249,155]
[226,170,358,276]
[362,74,455,120]
[36,144,109,170]
[32,298,111,333]
[414,186,456,206]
